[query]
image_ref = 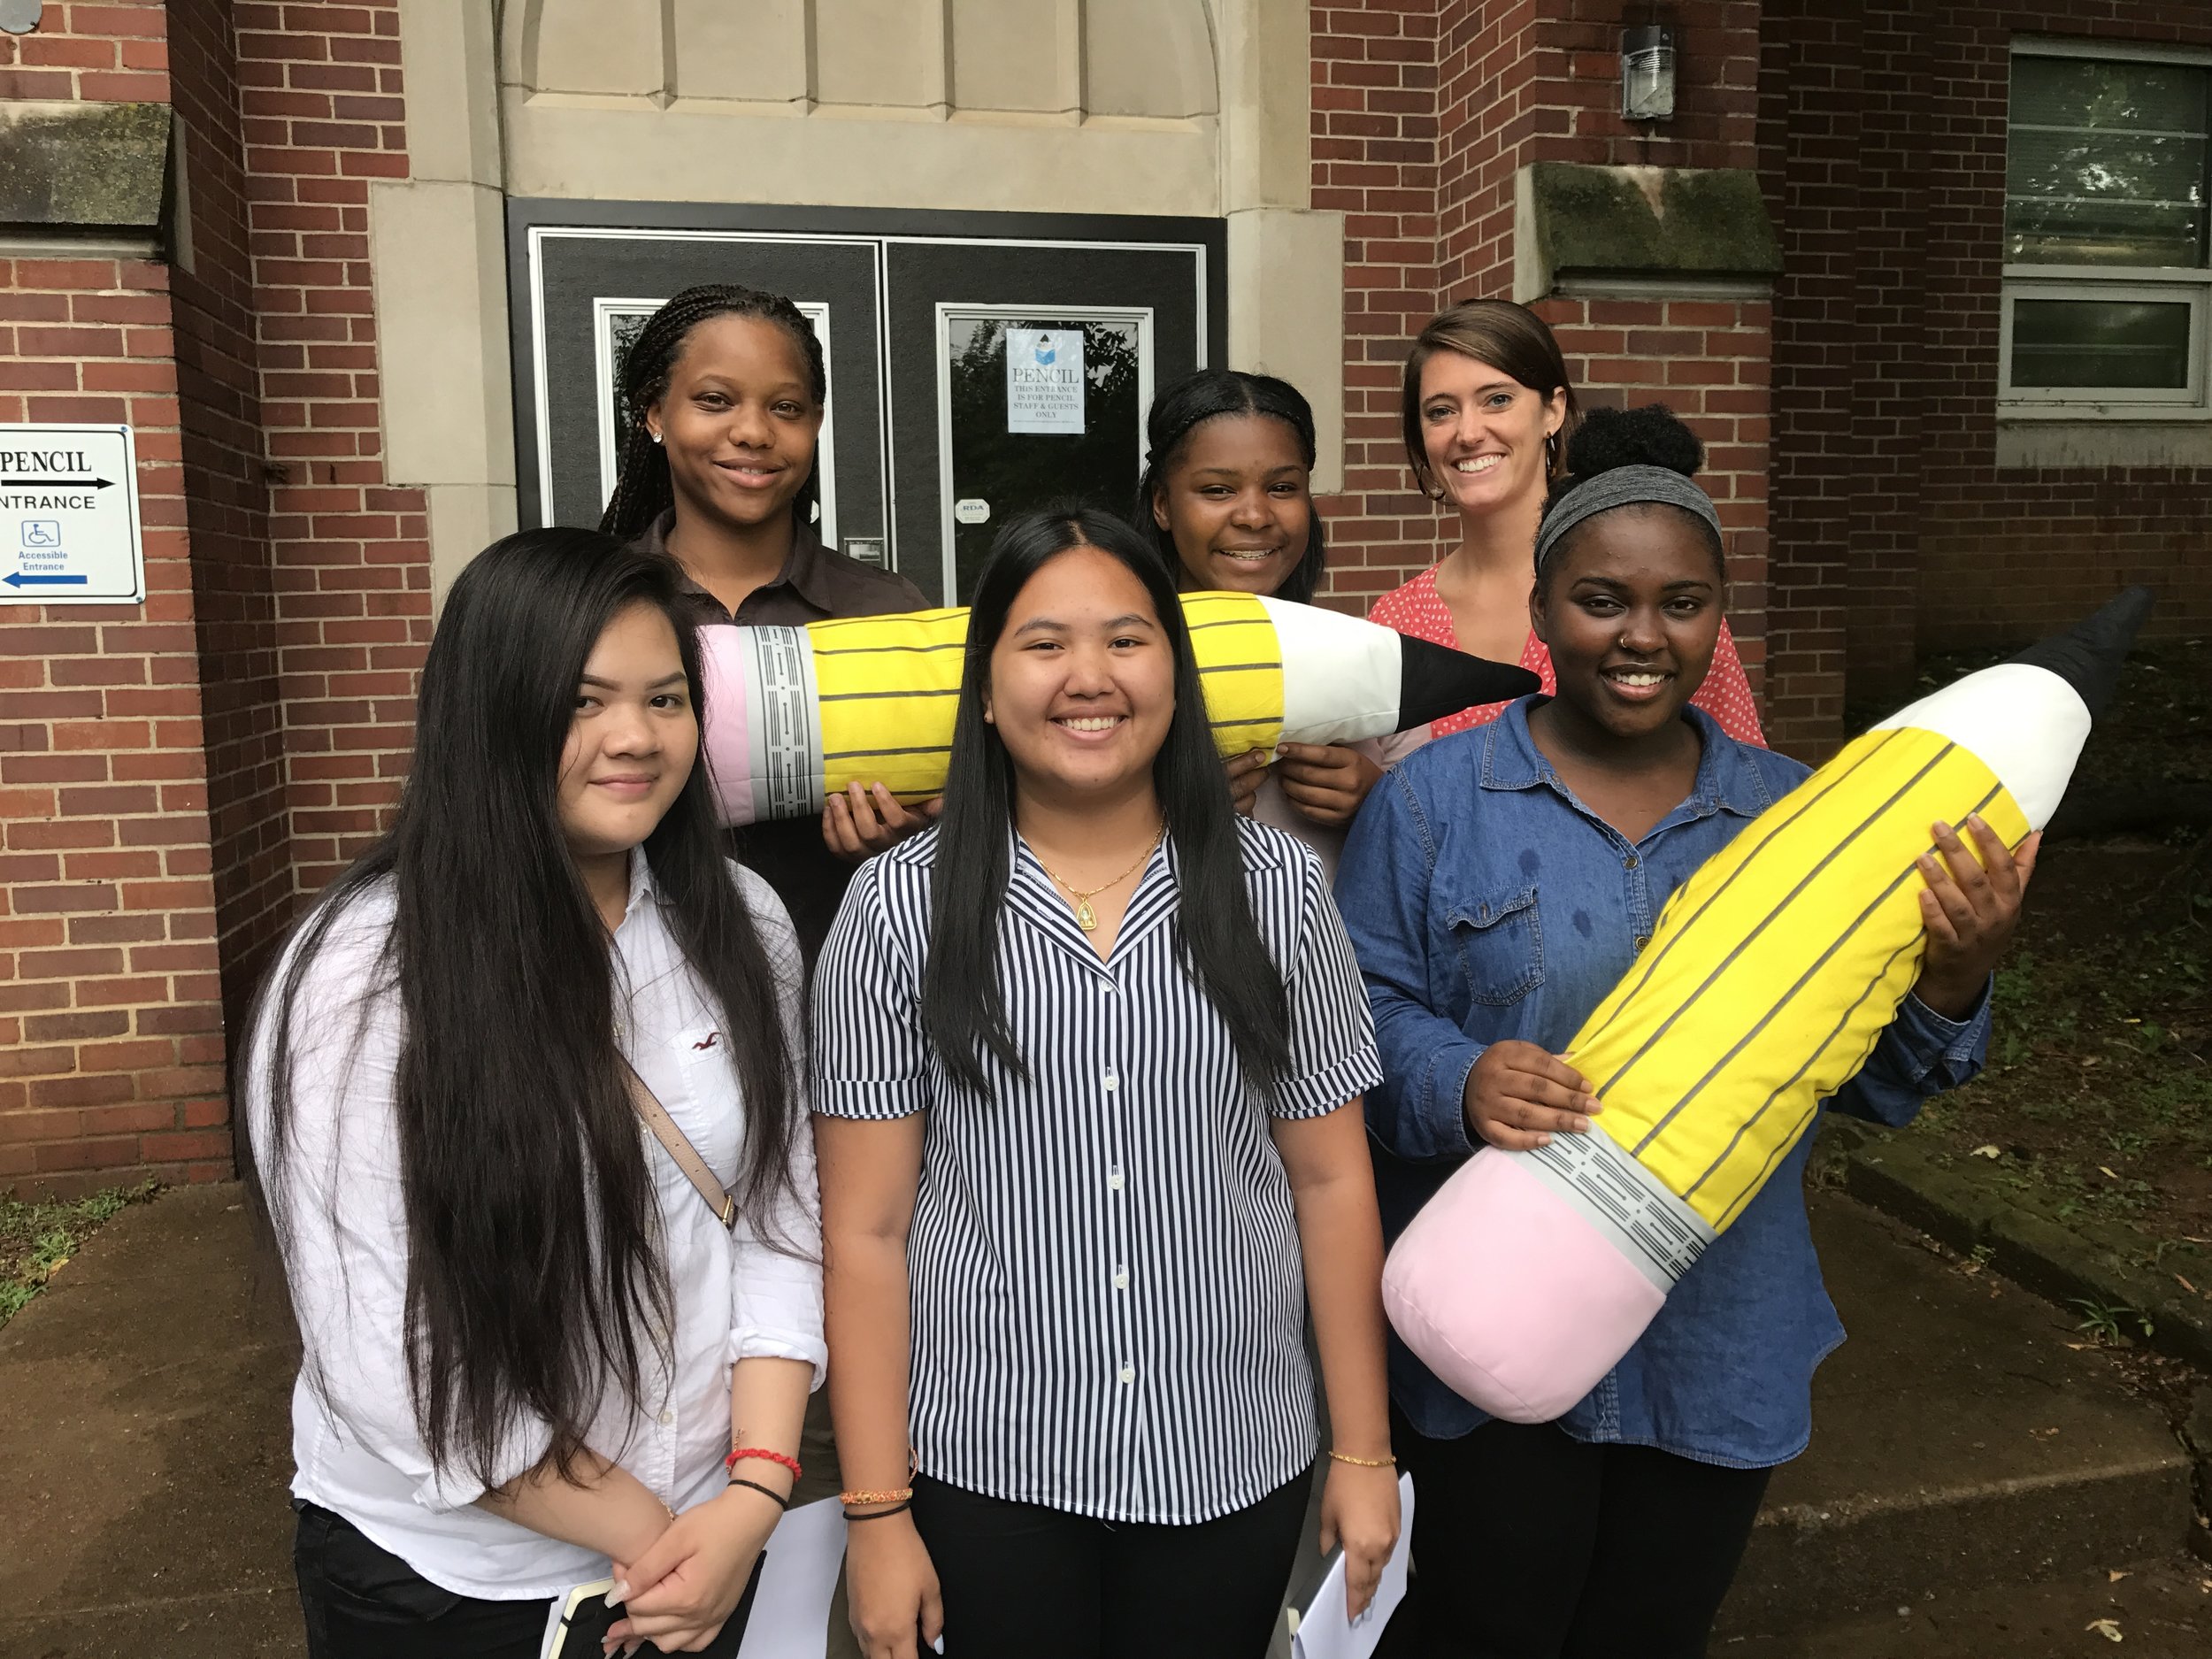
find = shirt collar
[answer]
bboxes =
[613,847,657,935]
[1480,695,1775,822]
[650,509,838,619]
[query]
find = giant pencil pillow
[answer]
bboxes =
[1382,588,2154,1425]
[693,592,1540,826]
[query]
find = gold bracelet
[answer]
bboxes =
[1326,1449,1397,1468]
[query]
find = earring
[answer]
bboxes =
[649,431,663,446]
[1544,432,1558,473]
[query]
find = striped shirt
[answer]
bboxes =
[812,818,1383,1525]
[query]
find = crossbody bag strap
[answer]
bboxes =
[620,1060,738,1230]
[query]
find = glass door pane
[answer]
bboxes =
[940,310,1150,604]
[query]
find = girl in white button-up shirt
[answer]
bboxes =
[246,528,824,1657]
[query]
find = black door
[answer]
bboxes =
[511,204,1225,604]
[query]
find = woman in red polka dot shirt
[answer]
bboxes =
[1367,302,1764,753]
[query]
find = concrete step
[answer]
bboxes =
[1717,1194,2197,1640]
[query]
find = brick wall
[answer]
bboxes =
[172,0,288,1033]
[234,1,429,896]
[0,4,232,1196]
[1762,0,2212,749]
[1311,1,1772,726]
[0,0,427,1198]
[1311,0,1451,615]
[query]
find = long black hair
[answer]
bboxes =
[246,527,800,1488]
[922,506,1292,1098]
[1134,368,1328,604]
[599,283,827,543]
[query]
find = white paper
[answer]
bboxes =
[738,1496,849,1659]
[1006,328,1086,434]
[1289,1474,1414,1659]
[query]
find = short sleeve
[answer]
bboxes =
[1270,849,1386,1119]
[1691,621,1767,748]
[810,860,932,1120]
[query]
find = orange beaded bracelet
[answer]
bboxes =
[839,1485,915,1507]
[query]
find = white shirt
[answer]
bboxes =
[247,855,825,1601]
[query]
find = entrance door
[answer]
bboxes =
[511,204,1225,604]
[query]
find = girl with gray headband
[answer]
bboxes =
[1342,403,2014,1655]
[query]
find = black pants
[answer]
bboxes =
[294,1502,749,1659]
[912,1468,1310,1659]
[1376,1410,1770,1659]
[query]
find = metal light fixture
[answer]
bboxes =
[0,0,42,35]
[1621,24,1677,122]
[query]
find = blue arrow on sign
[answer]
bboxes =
[4,572,88,587]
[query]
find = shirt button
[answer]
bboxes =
[1634,935,1651,952]
[1108,1167,1125,1192]
[1118,1363,1135,1384]
[1102,1070,1118,1092]
[657,1409,675,1427]
[1624,854,1640,870]
[1113,1266,1129,1290]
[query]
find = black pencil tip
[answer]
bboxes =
[2005,586,2155,719]
[1397,634,1543,729]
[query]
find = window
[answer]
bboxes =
[2003,42,2212,412]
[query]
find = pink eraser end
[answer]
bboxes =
[1383,1147,1666,1424]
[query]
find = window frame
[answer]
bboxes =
[2001,37,2212,418]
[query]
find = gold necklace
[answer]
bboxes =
[1033,824,1165,933]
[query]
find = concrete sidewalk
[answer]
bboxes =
[0,1185,298,1658]
[0,1184,2200,1657]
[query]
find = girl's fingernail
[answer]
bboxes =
[1535,1133,1552,1147]
[607,1581,629,1605]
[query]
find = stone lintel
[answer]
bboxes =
[0,101,171,231]
[1515,162,1782,304]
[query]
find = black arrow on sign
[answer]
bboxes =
[0,476,115,488]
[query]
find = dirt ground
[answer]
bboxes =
[1877,634,2212,1266]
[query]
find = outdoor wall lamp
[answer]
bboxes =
[1621,24,1677,122]
[0,1,42,35]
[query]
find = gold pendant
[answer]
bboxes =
[1075,898,1098,932]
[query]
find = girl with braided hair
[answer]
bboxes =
[603,284,934,962]
[1134,368,1384,876]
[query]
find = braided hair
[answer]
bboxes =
[598,284,829,544]
[1133,368,1328,604]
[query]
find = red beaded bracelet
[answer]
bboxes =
[726,1446,803,1482]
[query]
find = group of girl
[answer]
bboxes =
[249,287,2032,1659]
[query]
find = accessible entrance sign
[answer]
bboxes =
[0,425,143,604]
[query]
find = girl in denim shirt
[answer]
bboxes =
[1338,407,2035,1658]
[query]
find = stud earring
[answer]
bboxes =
[649,431,663,446]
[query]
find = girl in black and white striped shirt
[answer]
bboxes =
[812,508,1400,1659]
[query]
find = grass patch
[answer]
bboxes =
[0,1181,160,1327]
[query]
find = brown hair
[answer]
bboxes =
[1401,300,1580,501]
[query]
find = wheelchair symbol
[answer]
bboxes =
[22,520,60,549]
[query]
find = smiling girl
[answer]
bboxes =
[811,508,1399,1659]
[601,284,934,960]
[1340,409,2029,1657]
[1369,302,1764,748]
[249,529,821,1658]
[1136,369,1383,868]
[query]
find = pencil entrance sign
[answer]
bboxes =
[1005,328,1085,434]
[0,425,144,605]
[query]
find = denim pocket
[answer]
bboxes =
[1440,883,1545,1006]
